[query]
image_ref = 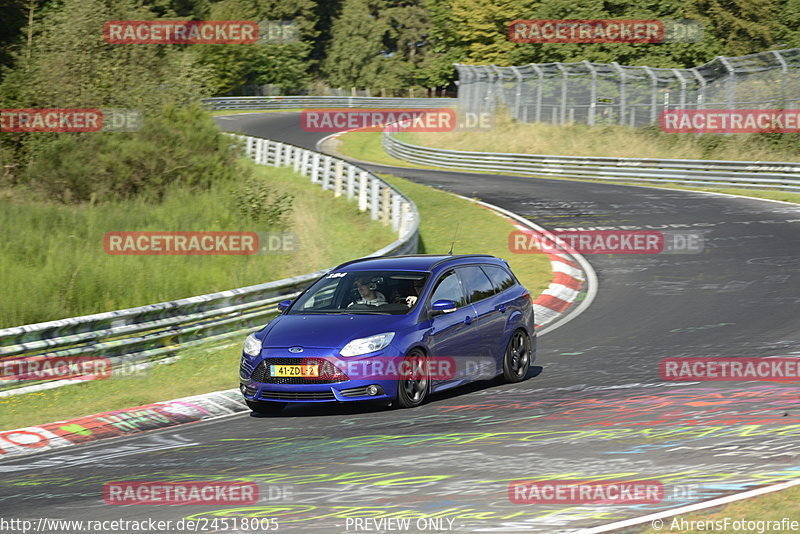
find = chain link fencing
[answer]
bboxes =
[457,48,800,127]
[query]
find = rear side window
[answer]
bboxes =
[482,265,517,293]
[429,270,466,308]
[457,265,496,304]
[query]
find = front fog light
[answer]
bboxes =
[366,385,379,396]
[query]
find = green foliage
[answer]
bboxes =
[192,0,317,94]
[0,163,397,328]
[323,0,390,88]
[24,105,248,203]
[233,177,295,227]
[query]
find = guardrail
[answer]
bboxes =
[0,135,419,394]
[383,133,800,191]
[204,96,456,111]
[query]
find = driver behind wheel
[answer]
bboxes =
[349,276,387,307]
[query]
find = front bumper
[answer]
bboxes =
[240,347,403,403]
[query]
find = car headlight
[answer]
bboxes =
[243,333,262,357]
[340,332,395,357]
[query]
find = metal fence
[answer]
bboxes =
[204,96,456,111]
[0,135,419,394]
[383,132,800,191]
[457,48,800,127]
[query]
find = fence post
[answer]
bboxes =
[358,172,368,211]
[718,56,735,110]
[391,195,400,232]
[284,145,294,167]
[371,179,380,219]
[531,63,544,123]
[611,62,626,126]
[246,137,256,161]
[672,68,687,111]
[292,146,301,172]
[322,156,332,190]
[556,63,568,126]
[311,153,320,183]
[690,68,706,110]
[334,160,344,197]
[273,143,283,167]
[300,150,310,176]
[347,166,356,199]
[381,187,391,224]
[511,66,523,120]
[583,60,597,126]
[773,50,789,107]
[257,138,266,164]
[643,66,658,125]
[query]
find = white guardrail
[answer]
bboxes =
[0,135,419,393]
[204,95,456,110]
[383,132,800,191]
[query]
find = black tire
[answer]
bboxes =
[246,399,286,414]
[396,349,429,409]
[502,329,531,383]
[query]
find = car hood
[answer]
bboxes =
[261,313,402,349]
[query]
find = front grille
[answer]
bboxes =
[251,358,346,384]
[259,390,336,400]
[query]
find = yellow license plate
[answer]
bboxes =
[270,364,318,377]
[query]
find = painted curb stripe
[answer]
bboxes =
[552,272,583,290]
[532,294,573,313]
[0,389,247,460]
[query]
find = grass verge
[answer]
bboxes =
[410,116,800,162]
[0,161,395,328]
[0,172,553,431]
[334,130,800,205]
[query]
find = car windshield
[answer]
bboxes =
[288,270,429,315]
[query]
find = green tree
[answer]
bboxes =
[323,0,389,88]
[690,0,779,57]
[193,0,316,94]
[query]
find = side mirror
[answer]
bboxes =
[430,299,457,317]
[277,299,292,313]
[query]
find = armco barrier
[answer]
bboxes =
[204,95,456,111]
[0,135,419,393]
[383,132,800,191]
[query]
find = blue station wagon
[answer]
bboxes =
[239,254,536,412]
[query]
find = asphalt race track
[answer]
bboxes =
[1,112,799,533]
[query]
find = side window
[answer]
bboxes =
[482,265,516,294]
[429,271,466,308]
[458,266,496,304]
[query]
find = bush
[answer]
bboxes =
[233,177,295,228]
[24,105,249,203]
